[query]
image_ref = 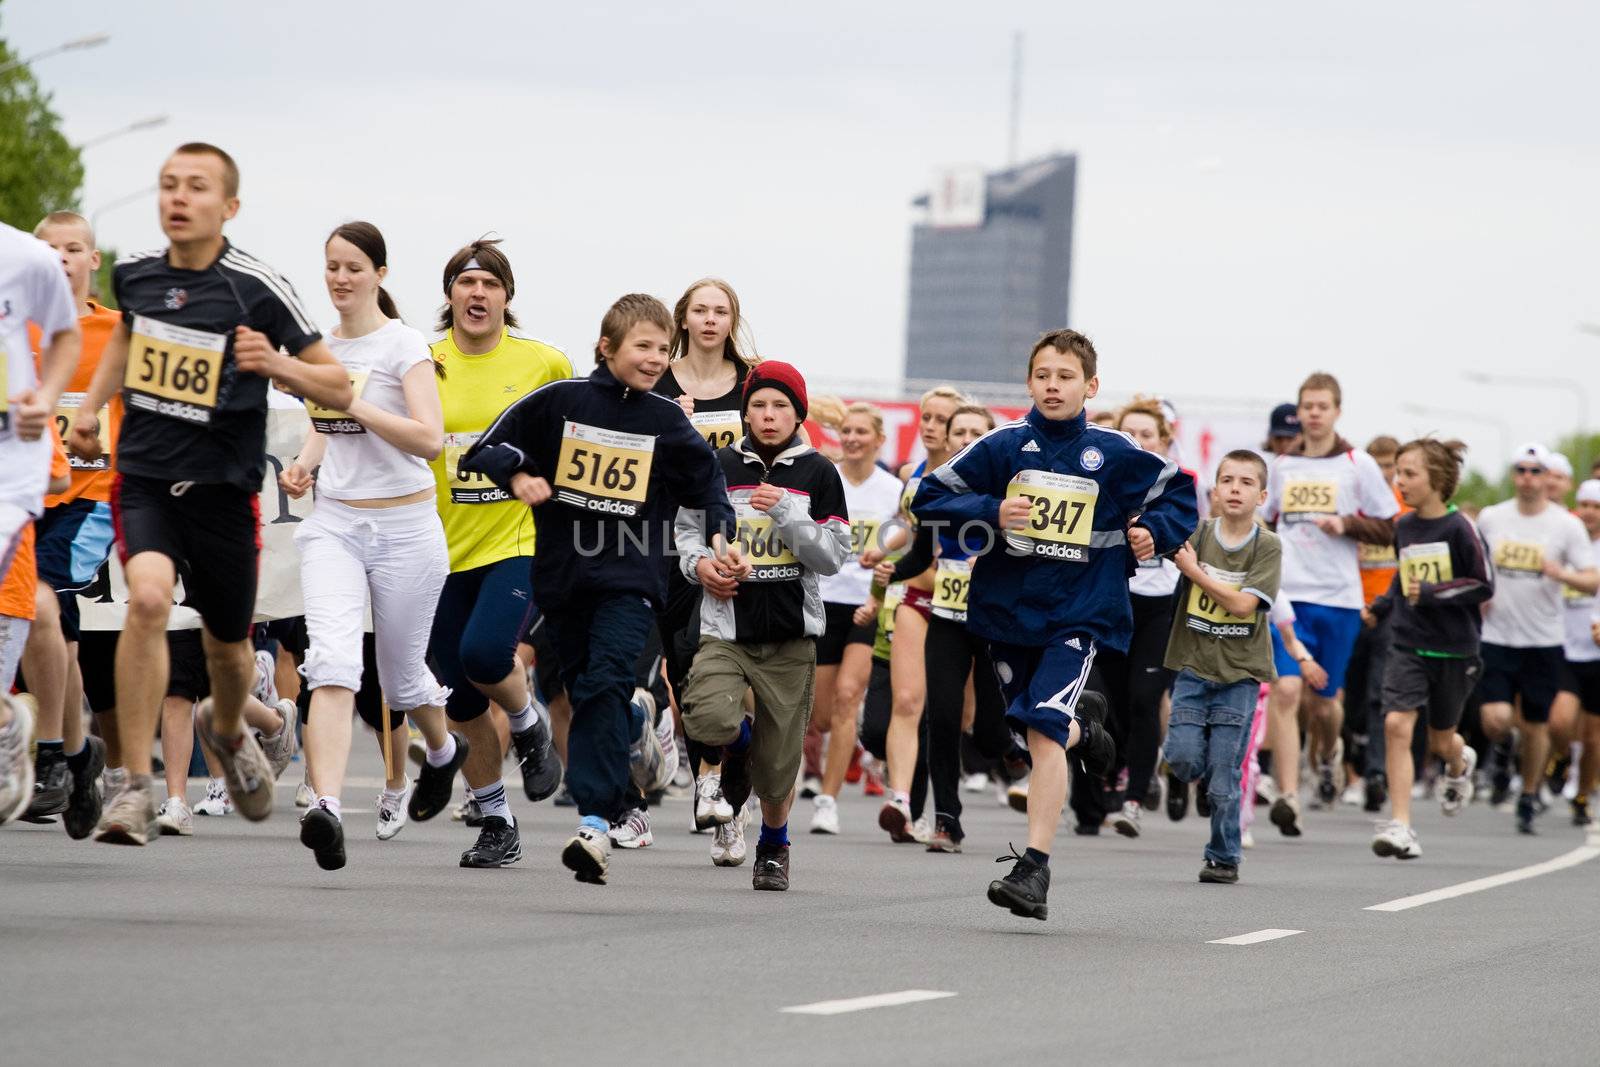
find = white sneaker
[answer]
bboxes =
[157,796,194,836]
[712,810,748,866]
[799,774,823,799]
[376,783,409,840]
[0,695,37,825]
[1241,828,1255,849]
[1255,773,1279,804]
[1113,800,1142,838]
[1006,776,1030,814]
[193,778,233,817]
[654,706,681,791]
[1340,783,1365,806]
[809,793,840,835]
[962,772,989,794]
[294,775,315,809]
[561,824,611,884]
[608,807,654,849]
[258,698,299,780]
[628,689,670,794]
[101,766,127,809]
[694,773,733,831]
[1371,820,1422,860]
[1440,745,1477,816]
[250,649,279,706]
[910,813,933,845]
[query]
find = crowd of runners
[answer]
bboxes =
[2,142,1597,919]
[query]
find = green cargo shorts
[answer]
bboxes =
[680,637,816,804]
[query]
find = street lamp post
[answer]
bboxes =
[0,32,111,77]
[77,114,169,151]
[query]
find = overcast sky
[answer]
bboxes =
[8,0,1598,473]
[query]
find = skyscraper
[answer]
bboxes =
[903,153,1077,386]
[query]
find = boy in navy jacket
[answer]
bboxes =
[913,329,1197,921]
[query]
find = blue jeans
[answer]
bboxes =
[1163,671,1257,866]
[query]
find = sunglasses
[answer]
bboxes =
[1512,466,1546,476]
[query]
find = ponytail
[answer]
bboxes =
[376,285,400,320]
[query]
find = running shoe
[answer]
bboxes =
[626,690,668,795]
[27,752,70,819]
[376,784,409,840]
[1270,794,1303,837]
[988,845,1050,921]
[561,824,609,884]
[1440,746,1477,816]
[250,648,279,705]
[712,812,748,867]
[861,757,885,797]
[195,700,275,821]
[461,816,522,868]
[94,773,158,845]
[608,807,653,849]
[1113,800,1142,838]
[695,773,733,829]
[1571,796,1593,827]
[101,766,127,810]
[1254,773,1278,805]
[1007,776,1030,814]
[1340,782,1365,806]
[719,735,753,813]
[63,735,107,840]
[1489,772,1512,810]
[878,797,915,842]
[156,796,194,836]
[1241,829,1255,849]
[1198,860,1240,884]
[300,803,347,870]
[259,698,299,779]
[670,760,693,794]
[654,702,681,792]
[553,783,576,808]
[1071,692,1116,779]
[1546,753,1572,798]
[926,816,963,853]
[1371,820,1421,859]
[1195,780,1212,818]
[408,731,469,822]
[962,772,989,794]
[910,814,933,844]
[510,708,562,803]
[846,743,864,784]
[809,793,839,835]
[294,774,314,809]
[799,774,822,799]
[1166,766,1188,821]
[194,778,233,817]
[751,842,790,891]
[1515,794,1538,835]
[454,792,485,826]
[1363,772,1387,813]
[1142,773,1163,812]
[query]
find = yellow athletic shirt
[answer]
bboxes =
[429,328,574,573]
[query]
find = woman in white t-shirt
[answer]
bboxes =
[278,222,464,870]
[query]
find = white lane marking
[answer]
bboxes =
[1365,836,1600,913]
[1207,928,1304,946]
[781,990,957,1015]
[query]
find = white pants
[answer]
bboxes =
[0,615,30,692]
[295,497,450,712]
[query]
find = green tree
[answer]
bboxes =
[0,22,85,228]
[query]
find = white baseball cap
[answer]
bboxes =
[1511,442,1552,471]
[1547,453,1573,480]
[1577,479,1600,505]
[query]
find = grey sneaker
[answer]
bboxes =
[0,695,37,825]
[95,773,159,845]
[101,766,128,809]
[628,689,668,794]
[258,698,299,779]
[156,795,194,836]
[195,699,275,821]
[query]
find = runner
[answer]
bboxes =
[810,402,902,835]
[1367,438,1492,860]
[1560,479,1600,825]
[18,212,116,833]
[676,360,850,889]
[279,222,464,870]
[914,329,1197,920]
[1545,453,1574,505]
[1348,434,1407,811]
[1163,449,1281,883]
[1262,403,1300,458]
[65,143,343,845]
[462,293,736,885]
[427,237,569,868]
[1262,372,1399,836]
[1477,443,1598,833]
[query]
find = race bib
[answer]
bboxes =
[554,421,655,517]
[443,431,508,505]
[901,476,921,518]
[124,315,225,425]
[1004,469,1098,561]
[1281,479,1337,520]
[54,392,110,471]
[1399,541,1452,597]
[1184,563,1256,638]
[305,370,369,435]
[1493,540,1544,575]
[849,518,882,558]
[1563,584,1588,605]
[932,557,972,618]
[690,409,740,451]
[736,500,800,581]
[1359,541,1397,569]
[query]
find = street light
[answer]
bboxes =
[1403,402,1511,464]
[0,32,111,77]
[89,185,157,232]
[77,115,170,151]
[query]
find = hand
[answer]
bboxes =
[1541,557,1565,581]
[696,555,741,600]
[279,462,315,499]
[11,389,52,442]
[854,598,880,628]
[873,559,896,585]
[748,483,784,513]
[511,473,551,506]
[233,325,280,377]
[1172,541,1199,578]
[677,395,695,418]
[1127,522,1155,562]
[859,547,885,569]
[68,409,102,461]
[712,533,752,581]
[1313,514,1345,537]
[1301,657,1329,691]
[1360,607,1375,628]
[999,495,1031,531]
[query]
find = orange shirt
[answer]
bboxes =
[0,435,70,620]
[1359,483,1410,607]
[32,301,124,506]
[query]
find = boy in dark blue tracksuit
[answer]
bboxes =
[913,329,1197,920]
[462,294,736,886]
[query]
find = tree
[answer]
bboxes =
[0,24,86,229]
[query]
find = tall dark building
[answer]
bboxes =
[903,153,1077,386]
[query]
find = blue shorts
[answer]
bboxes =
[987,633,1098,748]
[1271,601,1363,698]
[35,499,115,642]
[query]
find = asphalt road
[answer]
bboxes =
[4,748,1597,1067]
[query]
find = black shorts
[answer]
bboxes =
[112,474,260,644]
[1381,649,1482,731]
[167,629,211,702]
[1561,658,1600,714]
[1479,643,1563,724]
[816,602,876,667]
[79,629,119,714]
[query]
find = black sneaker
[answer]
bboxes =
[510,717,562,803]
[26,753,70,819]
[461,815,522,867]
[1195,778,1212,818]
[1072,822,1101,836]
[1316,761,1338,807]
[1515,794,1538,835]
[1489,773,1511,809]
[1269,795,1302,837]
[1363,772,1387,813]
[1547,754,1571,797]
[299,805,347,871]
[1166,767,1188,821]
[1072,692,1116,779]
[987,846,1050,920]
[1198,859,1239,884]
[1142,774,1162,812]
[62,736,107,840]
[408,731,469,822]
[720,740,752,813]
[752,842,790,891]
[1572,797,1594,827]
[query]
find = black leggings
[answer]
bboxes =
[924,615,1011,834]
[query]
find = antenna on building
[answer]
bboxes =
[1007,30,1023,166]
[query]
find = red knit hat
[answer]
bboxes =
[742,361,808,422]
